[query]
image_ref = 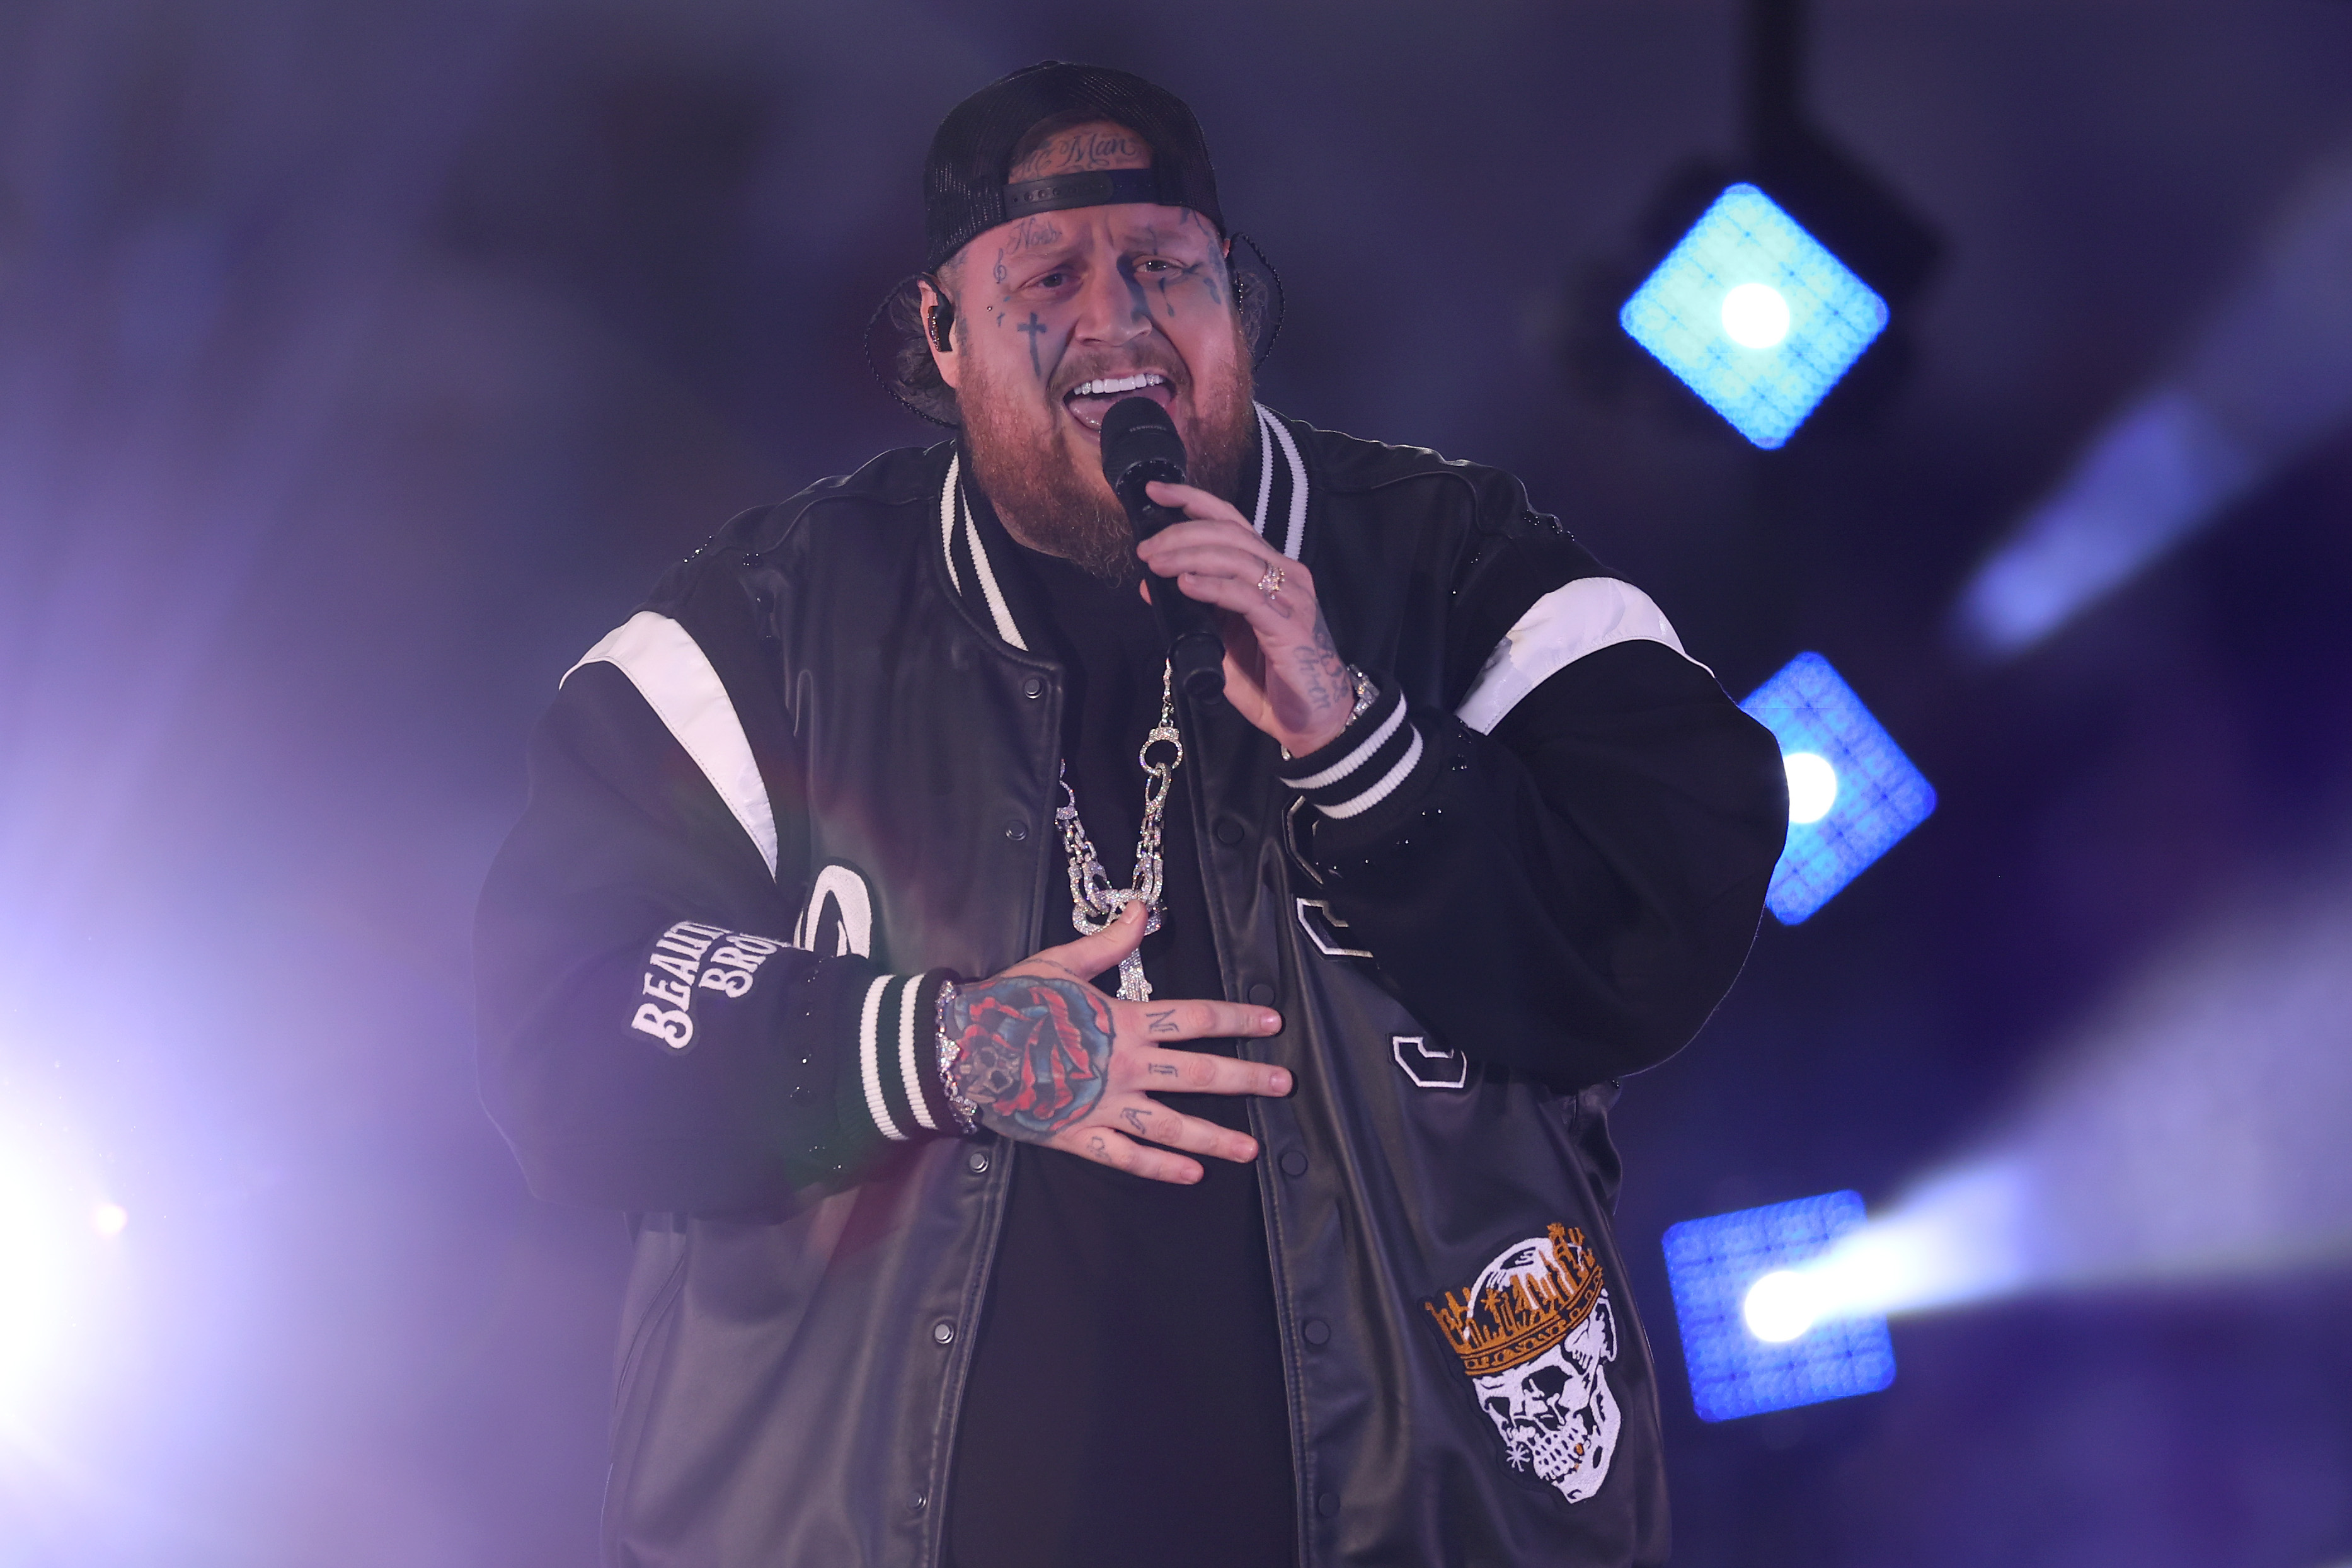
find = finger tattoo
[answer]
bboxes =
[1145,1007,1179,1035]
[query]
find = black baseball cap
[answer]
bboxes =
[922,61,1226,275]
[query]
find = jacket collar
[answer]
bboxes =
[936,402,1309,652]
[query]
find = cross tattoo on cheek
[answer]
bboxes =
[1018,312,1047,379]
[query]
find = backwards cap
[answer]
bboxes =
[922,61,1225,274]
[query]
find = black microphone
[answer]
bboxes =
[1099,396,1227,706]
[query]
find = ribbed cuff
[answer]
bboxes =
[1277,682,1437,822]
[840,968,965,1143]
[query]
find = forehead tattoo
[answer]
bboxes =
[1006,124,1149,183]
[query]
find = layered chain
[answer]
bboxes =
[1055,661,1183,1002]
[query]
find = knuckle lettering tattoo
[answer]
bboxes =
[1147,1061,1178,1077]
[1122,1107,1151,1135]
[1145,1006,1179,1035]
[948,976,1115,1143]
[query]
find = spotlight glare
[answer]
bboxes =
[1741,1269,1819,1342]
[91,1203,129,1238]
[1721,282,1791,348]
[0,1109,129,1419]
[1740,653,1936,924]
[1808,1160,2035,1319]
[1620,183,1888,449]
[1663,1190,1897,1422]
[1782,751,1838,824]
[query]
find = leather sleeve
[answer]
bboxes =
[1295,520,1789,1088]
[474,658,960,1215]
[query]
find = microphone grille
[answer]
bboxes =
[1099,396,1187,489]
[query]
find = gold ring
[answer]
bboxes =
[1255,561,1286,595]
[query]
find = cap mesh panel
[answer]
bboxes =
[924,61,1225,273]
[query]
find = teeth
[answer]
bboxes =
[1068,373,1167,399]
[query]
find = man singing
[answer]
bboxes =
[477,60,1787,1568]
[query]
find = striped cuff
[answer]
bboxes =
[1278,682,1435,821]
[844,969,965,1143]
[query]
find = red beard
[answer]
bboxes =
[958,339,1256,584]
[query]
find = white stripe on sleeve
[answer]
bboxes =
[1319,726,1425,820]
[1455,577,1701,736]
[1288,695,1407,791]
[897,977,936,1132]
[565,611,779,876]
[858,975,905,1142]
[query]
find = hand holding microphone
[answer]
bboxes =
[1099,396,1227,706]
[1099,396,1356,756]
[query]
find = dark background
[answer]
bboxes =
[3,1,2349,1563]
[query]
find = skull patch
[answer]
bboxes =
[1425,1225,1621,1504]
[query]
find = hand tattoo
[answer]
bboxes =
[947,976,1114,1141]
[1147,1061,1178,1077]
[1122,1107,1151,1135]
[1292,644,1337,712]
[1293,611,1346,713]
[1145,1007,1178,1035]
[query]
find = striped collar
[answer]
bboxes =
[938,402,1309,651]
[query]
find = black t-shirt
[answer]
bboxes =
[943,540,1295,1568]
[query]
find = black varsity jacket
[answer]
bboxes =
[475,406,1789,1567]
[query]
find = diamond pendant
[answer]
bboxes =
[1116,949,1150,1003]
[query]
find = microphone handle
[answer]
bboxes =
[1130,498,1228,705]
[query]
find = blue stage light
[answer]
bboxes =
[1661,1190,1897,1423]
[1740,651,1936,924]
[1619,184,1888,449]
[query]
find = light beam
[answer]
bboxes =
[1957,144,2352,656]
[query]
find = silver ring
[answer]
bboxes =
[1255,561,1286,595]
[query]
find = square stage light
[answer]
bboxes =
[1662,1190,1896,1423]
[1740,651,1936,925]
[1619,183,1888,450]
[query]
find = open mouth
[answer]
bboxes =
[1062,372,1176,434]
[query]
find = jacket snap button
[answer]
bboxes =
[967,1147,990,1174]
[912,1494,928,1512]
[1278,1149,1309,1178]
[1213,818,1244,846]
[1316,1491,1340,1518]
[1021,675,1045,699]
[932,1320,955,1346]
[1004,821,1028,842]
[1246,981,1275,1005]
[1302,1317,1331,1347]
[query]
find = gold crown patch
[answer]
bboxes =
[1423,1223,1606,1378]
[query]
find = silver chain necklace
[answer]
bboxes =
[1055,661,1182,1002]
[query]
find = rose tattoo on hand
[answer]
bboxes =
[946,976,1115,1140]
